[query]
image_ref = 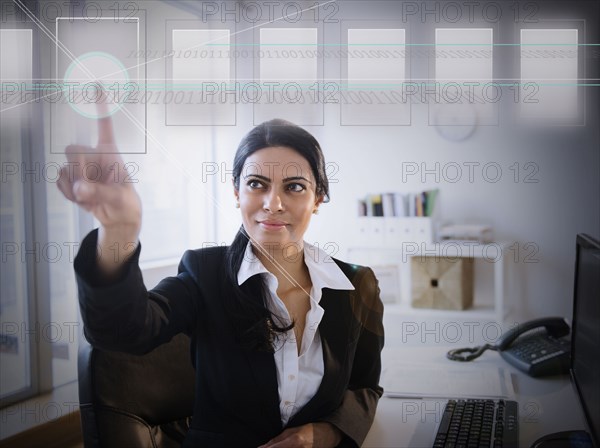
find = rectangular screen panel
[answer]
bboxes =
[1,28,33,113]
[436,28,493,81]
[428,28,494,128]
[255,27,321,125]
[520,29,579,125]
[433,28,495,127]
[52,18,145,153]
[168,29,234,126]
[342,28,408,125]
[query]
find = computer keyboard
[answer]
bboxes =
[433,399,518,448]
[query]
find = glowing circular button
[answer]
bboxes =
[63,51,130,119]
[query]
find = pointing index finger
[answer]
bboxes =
[95,84,115,146]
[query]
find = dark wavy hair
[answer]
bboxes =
[225,119,330,351]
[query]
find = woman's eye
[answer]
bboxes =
[247,179,264,189]
[287,183,306,192]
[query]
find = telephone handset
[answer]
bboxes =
[447,317,571,377]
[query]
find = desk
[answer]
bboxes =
[363,346,588,448]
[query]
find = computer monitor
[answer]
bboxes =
[571,233,600,447]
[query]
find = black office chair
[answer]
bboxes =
[77,333,196,447]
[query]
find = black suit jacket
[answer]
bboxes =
[75,230,384,447]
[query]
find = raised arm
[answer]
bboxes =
[59,91,198,354]
[57,89,142,278]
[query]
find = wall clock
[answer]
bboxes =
[432,103,478,142]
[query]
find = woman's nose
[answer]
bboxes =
[263,189,283,212]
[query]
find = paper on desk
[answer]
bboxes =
[382,363,515,399]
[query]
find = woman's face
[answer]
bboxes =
[234,146,323,252]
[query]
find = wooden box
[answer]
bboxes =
[411,256,474,310]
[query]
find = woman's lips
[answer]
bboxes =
[258,220,288,230]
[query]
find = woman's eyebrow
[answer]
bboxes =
[283,176,313,184]
[243,174,271,182]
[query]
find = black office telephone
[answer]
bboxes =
[447,317,571,377]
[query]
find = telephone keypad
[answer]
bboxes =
[508,336,568,363]
[497,319,571,377]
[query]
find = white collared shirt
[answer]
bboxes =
[237,241,355,426]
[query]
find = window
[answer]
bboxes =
[1,29,35,406]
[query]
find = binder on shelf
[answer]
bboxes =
[407,193,416,217]
[415,193,424,217]
[393,193,407,217]
[372,194,383,217]
[365,195,373,217]
[382,193,395,217]
[424,189,439,217]
[357,199,367,217]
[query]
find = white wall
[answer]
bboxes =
[307,119,598,320]
[164,0,599,322]
[227,1,597,322]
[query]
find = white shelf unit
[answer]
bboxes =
[347,241,511,322]
[354,216,435,247]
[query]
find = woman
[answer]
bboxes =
[58,115,384,447]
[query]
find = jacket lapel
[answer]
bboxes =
[287,288,352,426]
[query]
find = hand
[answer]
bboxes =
[57,88,142,234]
[258,423,343,448]
[57,88,142,273]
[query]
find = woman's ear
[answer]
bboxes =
[232,179,240,207]
[232,179,239,200]
[313,195,325,214]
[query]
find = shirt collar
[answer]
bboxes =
[237,241,355,292]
